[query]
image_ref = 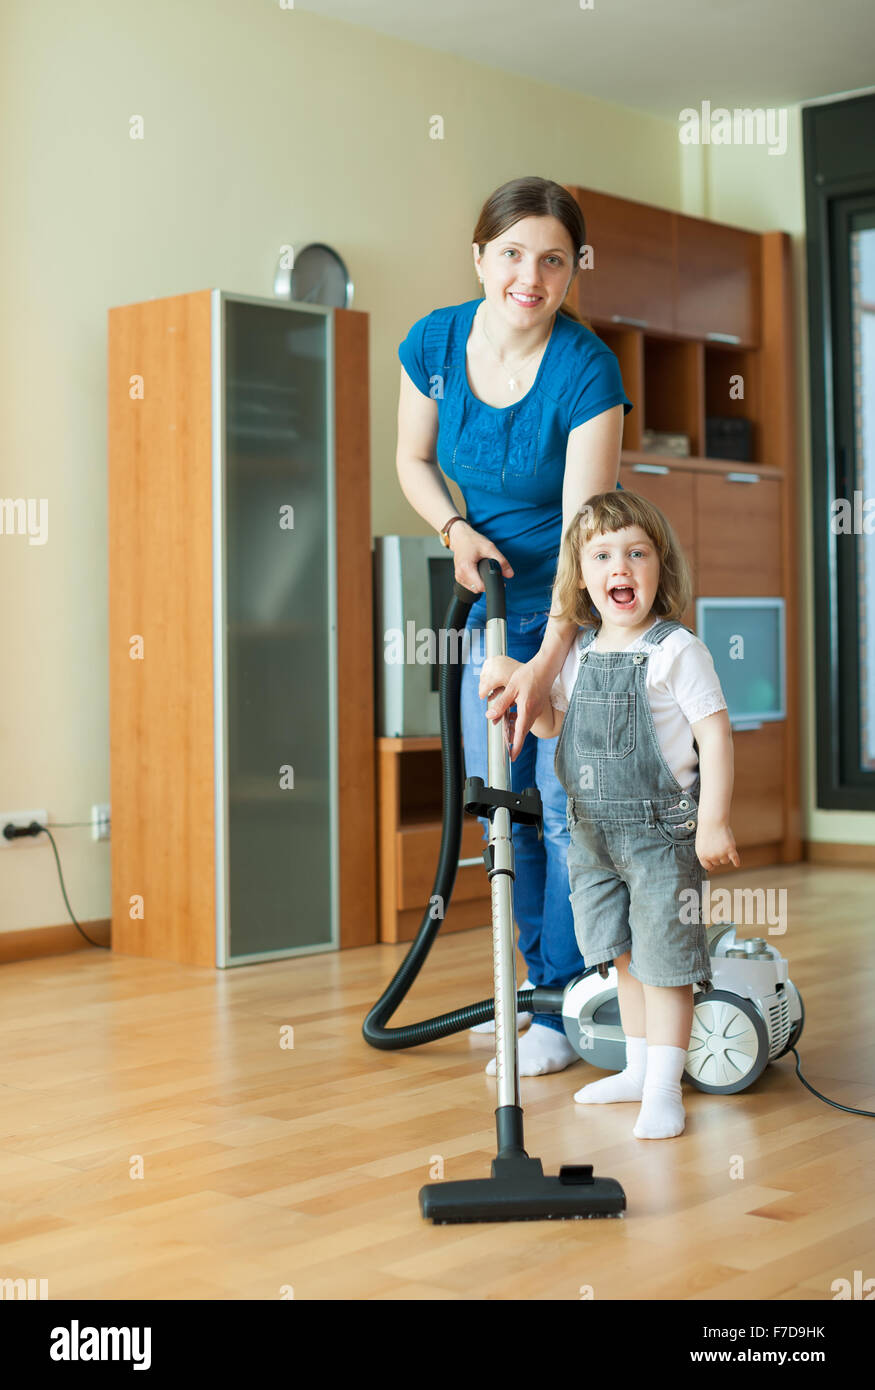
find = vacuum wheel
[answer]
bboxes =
[683,990,770,1094]
[775,986,805,1058]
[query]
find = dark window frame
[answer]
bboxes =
[803,93,875,809]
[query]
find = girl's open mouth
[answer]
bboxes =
[609,587,636,607]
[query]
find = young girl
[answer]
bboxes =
[480,490,741,1140]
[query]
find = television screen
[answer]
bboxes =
[695,598,785,724]
[374,534,465,737]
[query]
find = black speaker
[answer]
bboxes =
[705,416,753,462]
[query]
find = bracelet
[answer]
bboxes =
[439,514,465,547]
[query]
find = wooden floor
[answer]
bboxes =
[1,861,873,1301]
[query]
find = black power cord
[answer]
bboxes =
[2,820,110,950]
[786,1047,874,1118]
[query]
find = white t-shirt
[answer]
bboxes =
[550,619,728,791]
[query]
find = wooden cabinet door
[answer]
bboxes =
[397,821,487,910]
[571,187,676,334]
[730,723,785,848]
[694,473,781,594]
[675,215,761,347]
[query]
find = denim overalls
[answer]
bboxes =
[554,619,712,989]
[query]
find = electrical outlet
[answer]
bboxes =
[91,804,111,842]
[0,808,48,848]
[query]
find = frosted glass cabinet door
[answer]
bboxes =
[218,296,336,962]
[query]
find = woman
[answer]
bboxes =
[395,175,633,1074]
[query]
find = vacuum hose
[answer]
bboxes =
[362,563,565,1050]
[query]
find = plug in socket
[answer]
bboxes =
[1,809,48,848]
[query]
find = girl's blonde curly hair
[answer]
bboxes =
[553,490,692,629]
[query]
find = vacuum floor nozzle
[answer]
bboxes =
[419,1156,626,1224]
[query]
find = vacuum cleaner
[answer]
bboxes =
[364,557,872,1217]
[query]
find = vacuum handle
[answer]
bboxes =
[453,578,480,607]
[478,557,506,621]
[453,559,507,618]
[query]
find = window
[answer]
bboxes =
[804,93,875,808]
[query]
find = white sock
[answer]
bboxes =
[486,1021,577,1076]
[633,1044,687,1139]
[573,1036,647,1104]
[469,980,533,1034]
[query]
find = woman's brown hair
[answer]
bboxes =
[472,176,590,326]
[553,490,693,628]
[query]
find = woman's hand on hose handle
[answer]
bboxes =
[485,658,554,761]
[449,521,513,592]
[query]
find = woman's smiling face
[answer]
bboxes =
[473,215,577,321]
[580,525,661,628]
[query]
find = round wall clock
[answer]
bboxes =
[273,243,354,308]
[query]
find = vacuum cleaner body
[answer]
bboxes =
[561,922,804,1094]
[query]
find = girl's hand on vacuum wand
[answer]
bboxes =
[479,655,521,700]
[449,522,514,592]
[485,660,552,761]
[480,657,521,751]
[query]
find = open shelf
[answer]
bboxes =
[590,320,775,476]
[704,342,762,465]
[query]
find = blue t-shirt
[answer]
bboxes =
[398,297,633,613]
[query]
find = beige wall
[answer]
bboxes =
[0,4,863,939]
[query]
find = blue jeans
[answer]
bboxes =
[460,596,587,1034]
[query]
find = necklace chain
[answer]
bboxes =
[478,301,551,391]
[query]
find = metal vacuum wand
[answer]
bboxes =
[485,602,522,1120]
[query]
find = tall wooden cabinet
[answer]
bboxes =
[568,185,801,866]
[108,290,376,967]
